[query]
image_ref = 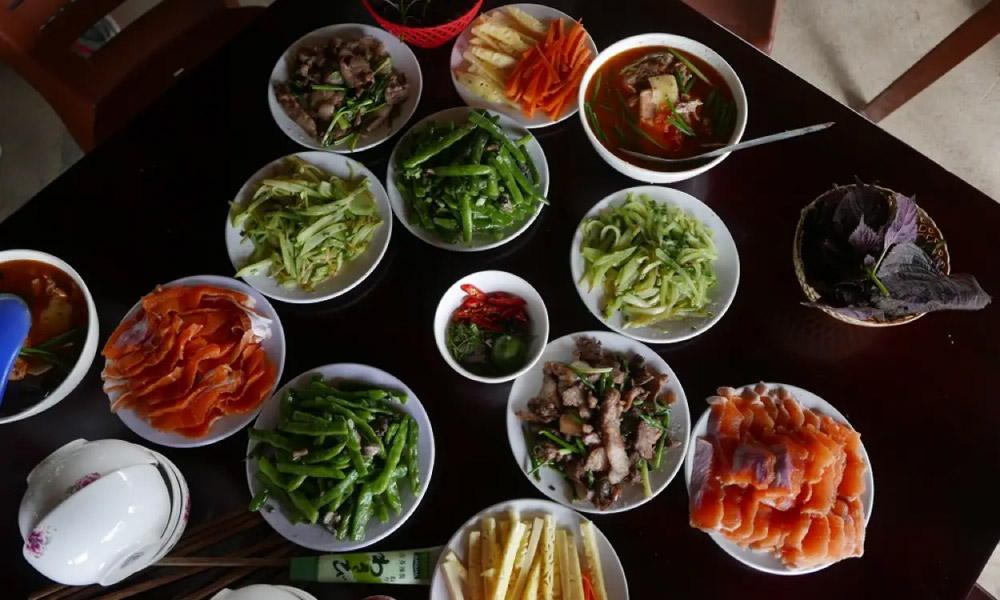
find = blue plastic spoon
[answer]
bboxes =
[0,294,32,405]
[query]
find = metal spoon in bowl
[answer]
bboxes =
[619,122,834,165]
[0,294,32,404]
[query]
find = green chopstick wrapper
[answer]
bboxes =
[290,546,443,584]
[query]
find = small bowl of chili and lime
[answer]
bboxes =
[433,271,549,384]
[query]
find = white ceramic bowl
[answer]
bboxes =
[449,4,598,128]
[247,363,435,552]
[683,383,875,575]
[108,275,286,448]
[226,152,393,304]
[569,185,740,344]
[18,438,158,540]
[386,107,550,252]
[211,584,317,600]
[24,463,172,586]
[577,34,748,183]
[433,270,549,384]
[145,448,190,564]
[0,250,99,424]
[429,498,629,600]
[506,331,691,514]
[268,23,422,153]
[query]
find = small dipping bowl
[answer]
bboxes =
[433,270,549,384]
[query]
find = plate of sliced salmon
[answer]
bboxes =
[102,275,286,448]
[684,383,873,575]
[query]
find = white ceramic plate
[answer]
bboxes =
[577,33,748,184]
[268,24,422,153]
[387,107,549,251]
[225,152,392,304]
[110,275,286,448]
[569,185,740,344]
[506,331,690,514]
[432,270,550,384]
[683,383,875,575]
[449,4,597,128]
[429,498,629,600]
[246,363,435,552]
[0,249,99,425]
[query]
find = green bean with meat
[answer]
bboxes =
[247,375,421,542]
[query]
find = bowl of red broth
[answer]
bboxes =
[0,250,98,424]
[578,34,747,183]
[434,271,549,384]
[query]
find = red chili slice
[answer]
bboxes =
[460,284,485,298]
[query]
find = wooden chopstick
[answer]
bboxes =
[171,511,261,556]
[174,545,297,600]
[154,557,290,568]
[29,511,262,600]
[74,536,289,600]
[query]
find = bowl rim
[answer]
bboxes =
[266,23,424,154]
[792,183,951,327]
[576,33,748,183]
[0,249,99,424]
[433,270,550,384]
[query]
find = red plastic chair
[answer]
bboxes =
[0,0,263,151]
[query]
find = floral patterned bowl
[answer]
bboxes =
[18,438,157,541]
[23,463,171,585]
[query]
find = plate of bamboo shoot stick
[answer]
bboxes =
[430,498,627,600]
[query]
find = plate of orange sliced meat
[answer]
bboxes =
[684,383,873,574]
[101,275,285,447]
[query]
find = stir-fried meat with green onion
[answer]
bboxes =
[517,337,678,510]
[274,36,409,148]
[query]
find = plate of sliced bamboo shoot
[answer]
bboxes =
[430,498,628,600]
[449,4,597,128]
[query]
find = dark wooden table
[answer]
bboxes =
[3,1,999,598]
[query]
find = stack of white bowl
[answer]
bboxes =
[212,585,317,600]
[18,438,190,586]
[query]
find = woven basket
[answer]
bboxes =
[362,0,483,49]
[793,184,951,328]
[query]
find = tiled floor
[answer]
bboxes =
[0,0,998,593]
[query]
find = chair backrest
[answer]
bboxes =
[1,0,128,55]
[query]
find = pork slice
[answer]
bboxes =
[310,89,344,120]
[634,420,663,461]
[644,373,669,398]
[639,89,656,122]
[599,389,630,484]
[340,55,373,88]
[622,53,674,91]
[385,73,409,105]
[561,385,585,407]
[364,105,392,132]
[622,386,648,411]
[593,477,621,510]
[584,446,609,472]
[274,83,317,138]
[582,432,601,446]
[629,354,653,387]
[574,337,608,366]
[521,394,559,422]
